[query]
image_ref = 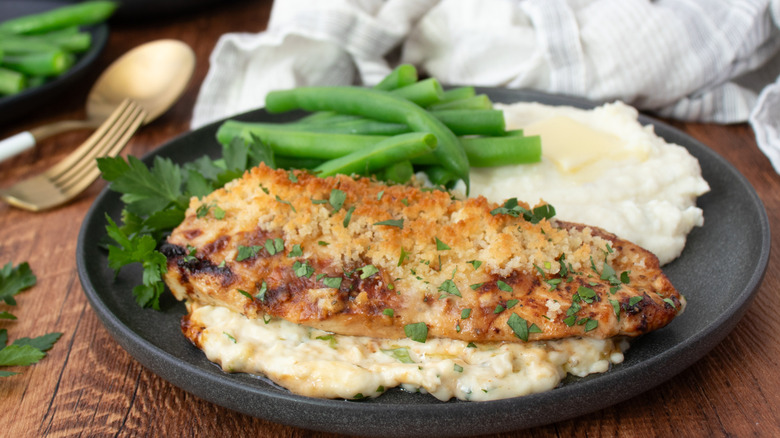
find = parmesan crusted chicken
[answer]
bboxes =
[163,164,685,343]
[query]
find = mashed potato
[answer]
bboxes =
[462,101,710,265]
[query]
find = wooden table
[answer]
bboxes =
[1,1,777,436]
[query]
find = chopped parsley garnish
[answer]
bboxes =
[196,203,225,219]
[275,195,296,212]
[507,313,532,341]
[461,308,471,319]
[182,245,197,263]
[469,283,484,290]
[318,241,329,246]
[467,342,477,348]
[401,198,409,206]
[383,308,394,317]
[628,296,643,306]
[237,289,253,300]
[265,237,284,255]
[577,286,597,303]
[438,279,461,298]
[404,322,428,343]
[236,245,262,261]
[435,237,451,251]
[293,260,315,278]
[322,276,342,289]
[490,198,556,223]
[397,247,410,266]
[609,298,620,318]
[382,347,414,363]
[287,170,298,182]
[329,189,346,211]
[496,280,512,292]
[584,318,599,332]
[466,260,482,270]
[316,334,337,348]
[506,299,519,309]
[454,364,464,373]
[374,219,404,228]
[223,332,237,343]
[256,281,267,301]
[287,244,303,258]
[493,304,505,314]
[359,264,379,279]
[343,205,356,227]
[377,190,384,201]
[663,298,677,309]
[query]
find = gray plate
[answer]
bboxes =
[76,89,770,437]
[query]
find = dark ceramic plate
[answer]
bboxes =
[0,1,108,125]
[76,89,770,437]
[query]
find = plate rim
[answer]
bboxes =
[76,88,770,436]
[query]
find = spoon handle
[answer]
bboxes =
[0,132,36,162]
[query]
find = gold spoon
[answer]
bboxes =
[0,39,195,162]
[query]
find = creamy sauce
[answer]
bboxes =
[189,304,627,401]
[459,101,710,265]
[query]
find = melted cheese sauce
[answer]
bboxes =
[189,304,627,401]
[460,101,710,265]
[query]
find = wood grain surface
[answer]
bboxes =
[1,1,778,437]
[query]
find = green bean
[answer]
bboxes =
[379,160,414,183]
[314,133,436,177]
[0,29,91,54]
[216,120,385,159]
[298,64,418,124]
[0,67,26,95]
[373,64,418,91]
[0,1,118,35]
[390,78,444,107]
[440,86,476,103]
[275,156,325,170]
[430,109,505,136]
[423,166,460,188]
[0,37,60,55]
[1,50,74,76]
[428,94,493,111]
[265,87,470,188]
[413,135,541,167]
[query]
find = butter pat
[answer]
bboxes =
[523,116,623,173]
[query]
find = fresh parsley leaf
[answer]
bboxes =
[374,219,403,228]
[0,262,36,305]
[322,277,342,289]
[577,286,597,303]
[236,245,262,261]
[435,237,450,251]
[438,279,461,297]
[382,347,414,363]
[584,318,599,332]
[0,345,45,367]
[506,299,519,309]
[288,244,303,258]
[343,205,356,227]
[329,189,346,211]
[628,296,643,306]
[461,308,471,319]
[466,260,482,270]
[359,265,379,279]
[507,313,530,341]
[663,298,677,309]
[256,281,267,301]
[293,261,315,278]
[496,280,512,292]
[493,304,505,314]
[404,322,428,343]
[382,308,394,317]
[12,332,62,352]
[469,283,484,290]
[0,312,16,320]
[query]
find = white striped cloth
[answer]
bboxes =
[192,0,780,172]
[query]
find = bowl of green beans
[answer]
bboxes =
[0,1,116,125]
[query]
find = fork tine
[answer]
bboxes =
[58,105,146,197]
[43,99,134,178]
[50,101,142,188]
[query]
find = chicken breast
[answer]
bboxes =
[163,164,684,343]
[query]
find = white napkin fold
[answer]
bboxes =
[192,0,780,172]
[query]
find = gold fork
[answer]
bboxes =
[0,99,147,212]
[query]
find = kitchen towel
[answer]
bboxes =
[192,0,780,172]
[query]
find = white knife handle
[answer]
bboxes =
[0,131,36,162]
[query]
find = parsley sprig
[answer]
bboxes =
[98,135,275,309]
[0,262,62,377]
